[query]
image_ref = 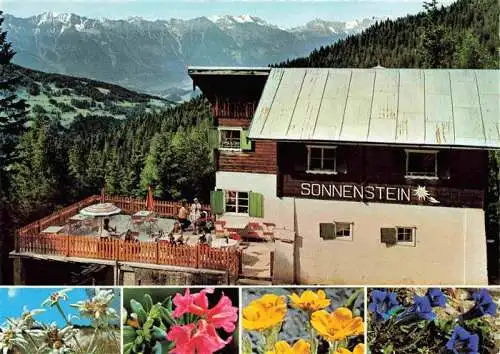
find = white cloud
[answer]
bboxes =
[7,288,18,298]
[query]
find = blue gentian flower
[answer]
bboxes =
[426,288,446,307]
[368,289,401,321]
[445,325,479,354]
[471,288,496,316]
[396,295,436,323]
[461,288,497,321]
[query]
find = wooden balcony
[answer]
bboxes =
[15,195,241,276]
[212,100,257,119]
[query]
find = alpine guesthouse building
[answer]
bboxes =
[189,67,499,285]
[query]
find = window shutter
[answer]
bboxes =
[380,228,397,245]
[320,223,336,239]
[249,192,263,217]
[210,190,224,215]
[208,128,219,149]
[240,130,252,151]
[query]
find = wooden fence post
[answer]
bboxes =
[156,242,160,264]
[66,236,70,257]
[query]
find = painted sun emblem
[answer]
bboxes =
[413,185,440,204]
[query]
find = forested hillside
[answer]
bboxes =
[276,0,498,69]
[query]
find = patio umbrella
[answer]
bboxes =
[80,203,122,236]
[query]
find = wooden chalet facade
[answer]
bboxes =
[189,66,500,285]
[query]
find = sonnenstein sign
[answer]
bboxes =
[299,182,440,204]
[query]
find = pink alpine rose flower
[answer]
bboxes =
[172,288,214,318]
[206,293,238,333]
[167,319,232,354]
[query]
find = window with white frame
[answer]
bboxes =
[224,190,249,214]
[219,128,241,150]
[396,227,416,245]
[307,145,337,173]
[319,221,353,240]
[405,150,438,178]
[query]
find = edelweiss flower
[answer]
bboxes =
[70,288,117,326]
[0,324,29,354]
[35,322,78,354]
[18,306,45,330]
[413,186,430,201]
[42,289,72,307]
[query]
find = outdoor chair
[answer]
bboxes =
[214,220,227,238]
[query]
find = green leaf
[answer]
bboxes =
[123,326,138,344]
[162,297,173,312]
[151,341,163,354]
[383,343,394,354]
[152,326,168,341]
[159,305,176,325]
[131,299,148,325]
[143,294,154,313]
[242,336,253,354]
[124,342,134,354]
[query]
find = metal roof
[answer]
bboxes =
[249,68,500,149]
[188,66,271,76]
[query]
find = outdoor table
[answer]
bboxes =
[69,214,91,221]
[41,226,65,234]
[133,210,154,218]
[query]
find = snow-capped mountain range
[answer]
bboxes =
[4,12,379,99]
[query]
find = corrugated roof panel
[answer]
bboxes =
[247,68,499,149]
[396,70,425,144]
[367,69,399,142]
[475,70,500,147]
[287,69,328,139]
[425,71,454,144]
[251,68,284,135]
[339,70,375,141]
[450,70,485,146]
[260,68,306,138]
[313,69,351,140]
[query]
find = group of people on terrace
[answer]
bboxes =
[172,198,215,244]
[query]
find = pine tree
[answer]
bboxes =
[0,11,28,196]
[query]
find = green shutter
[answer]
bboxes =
[240,130,252,150]
[208,128,219,149]
[320,223,336,239]
[210,190,224,215]
[380,228,397,246]
[249,192,263,217]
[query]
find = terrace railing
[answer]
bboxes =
[14,195,241,276]
[15,234,240,275]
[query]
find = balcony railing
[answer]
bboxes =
[15,195,241,276]
[213,100,257,119]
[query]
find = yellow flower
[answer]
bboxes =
[289,290,331,312]
[335,344,365,354]
[242,294,287,331]
[265,339,311,354]
[310,308,364,342]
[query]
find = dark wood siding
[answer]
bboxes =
[217,140,277,174]
[277,142,488,208]
[217,118,251,128]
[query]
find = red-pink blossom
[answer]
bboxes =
[172,288,214,318]
[206,293,238,333]
[167,319,232,354]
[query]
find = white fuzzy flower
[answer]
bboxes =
[42,289,72,307]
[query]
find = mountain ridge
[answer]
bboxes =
[3,11,377,100]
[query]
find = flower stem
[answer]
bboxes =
[86,327,99,353]
[23,330,40,353]
[308,321,318,354]
[106,326,120,353]
[54,302,83,354]
[328,341,339,354]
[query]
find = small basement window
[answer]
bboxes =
[307,145,337,174]
[320,222,353,240]
[224,190,249,214]
[405,150,438,179]
[219,129,241,150]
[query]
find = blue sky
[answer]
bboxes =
[0,287,120,327]
[3,0,456,28]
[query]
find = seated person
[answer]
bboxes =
[103,218,117,233]
[177,202,191,233]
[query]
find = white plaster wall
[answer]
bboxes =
[291,198,488,285]
[215,171,294,229]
